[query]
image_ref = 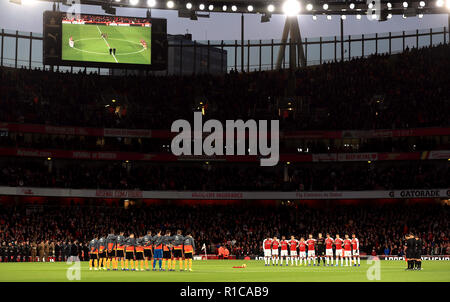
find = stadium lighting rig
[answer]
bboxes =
[11,0,450,17]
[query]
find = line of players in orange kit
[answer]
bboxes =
[263,233,360,267]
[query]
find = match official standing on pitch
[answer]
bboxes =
[405,233,416,270]
[415,235,423,270]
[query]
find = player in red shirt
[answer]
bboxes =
[262,236,273,266]
[325,233,335,266]
[288,236,299,266]
[351,233,360,266]
[271,236,280,266]
[280,236,289,266]
[343,234,353,266]
[334,234,344,266]
[305,234,316,266]
[298,237,307,266]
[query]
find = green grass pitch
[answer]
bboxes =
[0,260,449,282]
[62,23,151,65]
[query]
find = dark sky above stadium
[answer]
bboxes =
[0,1,448,40]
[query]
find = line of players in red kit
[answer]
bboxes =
[262,233,360,267]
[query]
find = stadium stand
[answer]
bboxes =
[0,44,448,131]
[0,160,448,191]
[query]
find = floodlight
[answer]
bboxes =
[282,0,301,16]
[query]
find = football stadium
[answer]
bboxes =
[0,0,449,294]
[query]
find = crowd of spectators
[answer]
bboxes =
[0,44,449,132]
[1,160,448,191]
[0,202,448,260]
[1,130,447,154]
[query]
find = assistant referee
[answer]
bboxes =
[414,234,423,270]
[405,233,416,270]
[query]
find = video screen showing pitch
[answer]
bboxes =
[62,14,151,65]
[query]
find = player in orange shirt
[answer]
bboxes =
[171,230,185,271]
[135,237,145,271]
[162,230,173,271]
[88,236,98,270]
[183,233,195,271]
[115,232,126,271]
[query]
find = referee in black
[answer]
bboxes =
[405,233,416,270]
[316,233,325,266]
[414,234,423,270]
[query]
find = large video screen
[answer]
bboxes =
[62,15,151,65]
[43,11,167,70]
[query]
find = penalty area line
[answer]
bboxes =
[96,26,118,63]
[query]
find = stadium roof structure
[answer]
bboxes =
[14,0,450,17]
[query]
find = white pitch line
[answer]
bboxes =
[72,46,145,56]
[96,25,118,63]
